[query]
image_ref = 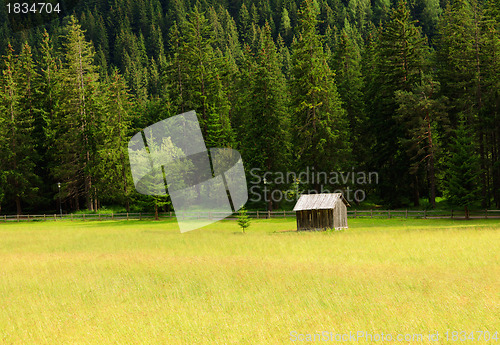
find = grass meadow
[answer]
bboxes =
[0,218,498,344]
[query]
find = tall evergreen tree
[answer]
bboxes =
[395,76,448,207]
[34,30,62,211]
[52,16,103,211]
[239,23,290,210]
[95,68,133,210]
[444,121,481,219]
[333,19,366,166]
[175,7,233,146]
[368,0,429,206]
[437,0,490,206]
[482,0,500,207]
[291,0,350,192]
[0,44,39,214]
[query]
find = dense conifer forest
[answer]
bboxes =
[0,0,499,214]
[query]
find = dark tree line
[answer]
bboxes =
[0,0,499,214]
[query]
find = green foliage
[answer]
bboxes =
[238,23,291,207]
[333,19,366,164]
[443,122,481,218]
[367,0,430,206]
[395,76,448,207]
[0,0,499,213]
[0,43,40,214]
[291,0,350,190]
[236,207,251,232]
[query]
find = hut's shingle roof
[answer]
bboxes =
[293,193,350,211]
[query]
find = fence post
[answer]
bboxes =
[71,213,73,221]
[112,212,114,220]
[268,210,271,219]
[99,213,101,221]
[17,214,20,222]
[354,209,357,218]
[127,212,129,221]
[257,211,259,219]
[284,210,286,218]
[388,210,391,218]
[424,210,427,219]
[170,211,172,218]
[370,209,373,218]
[83,214,85,221]
[54,214,56,221]
[140,212,142,220]
[27,214,30,220]
[485,209,488,219]
[405,209,408,219]
[43,214,46,221]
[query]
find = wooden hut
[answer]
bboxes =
[293,193,350,231]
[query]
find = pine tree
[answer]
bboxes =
[237,207,250,233]
[0,44,39,214]
[411,0,442,38]
[34,30,62,208]
[436,0,480,125]
[95,68,133,210]
[333,19,366,166]
[175,7,233,146]
[148,23,165,63]
[444,122,480,219]
[52,16,102,211]
[291,0,350,192]
[277,34,291,78]
[239,23,291,210]
[372,0,391,23]
[482,0,500,207]
[167,21,186,113]
[279,7,293,44]
[437,0,489,206]
[368,0,429,206]
[238,3,253,45]
[395,76,448,207]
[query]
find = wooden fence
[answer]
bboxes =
[1,209,500,222]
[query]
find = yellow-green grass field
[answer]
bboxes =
[0,218,498,344]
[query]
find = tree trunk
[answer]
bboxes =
[428,154,436,208]
[155,203,159,221]
[464,205,469,220]
[413,175,420,207]
[15,195,21,215]
[426,110,436,207]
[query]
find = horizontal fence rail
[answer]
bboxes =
[348,209,500,219]
[1,210,500,222]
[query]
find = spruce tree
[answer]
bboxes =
[239,23,290,210]
[482,0,500,207]
[96,68,133,210]
[175,7,233,146]
[444,122,480,219]
[333,19,366,166]
[395,76,448,207]
[290,0,350,192]
[52,16,102,211]
[369,0,429,206]
[0,44,39,214]
[436,0,489,206]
